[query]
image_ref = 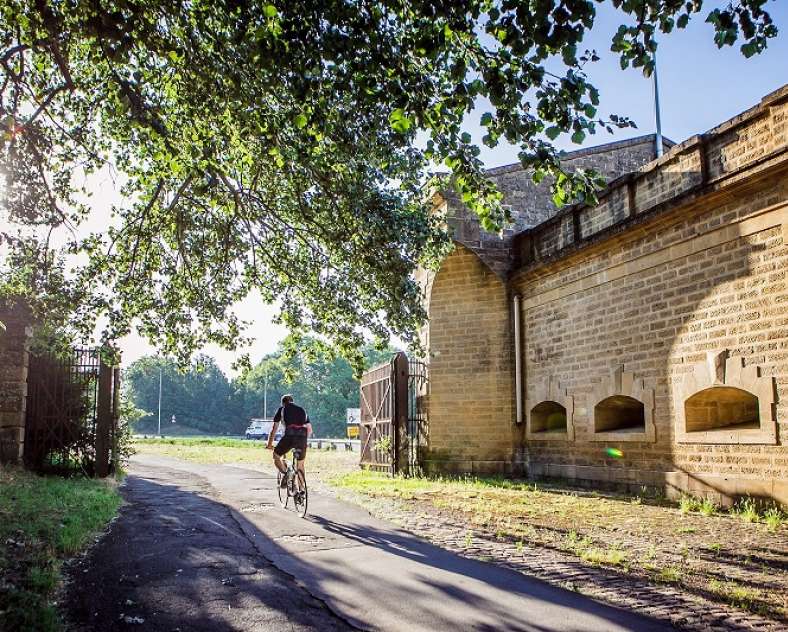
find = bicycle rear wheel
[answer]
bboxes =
[277,470,289,508]
[293,470,308,518]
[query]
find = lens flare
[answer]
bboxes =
[605,447,624,459]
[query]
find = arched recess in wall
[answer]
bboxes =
[525,376,574,441]
[595,395,645,433]
[425,241,514,466]
[675,351,776,445]
[588,366,655,442]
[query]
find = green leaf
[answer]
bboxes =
[562,45,577,66]
[389,108,412,134]
[741,42,757,58]
[3,0,774,376]
[571,130,585,144]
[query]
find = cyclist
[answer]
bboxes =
[266,394,312,488]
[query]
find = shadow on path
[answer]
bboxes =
[64,469,354,631]
[65,459,673,631]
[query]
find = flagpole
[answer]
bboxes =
[652,44,664,158]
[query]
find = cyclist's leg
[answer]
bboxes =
[295,439,307,490]
[295,458,306,491]
[273,436,291,475]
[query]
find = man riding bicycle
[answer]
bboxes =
[266,394,312,487]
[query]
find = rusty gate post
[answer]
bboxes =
[392,352,409,475]
[111,367,121,472]
[95,357,113,477]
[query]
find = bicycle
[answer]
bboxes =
[277,448,308,518]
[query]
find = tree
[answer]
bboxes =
[125,354,245,434]
[240,338,396,437]
[0,1,778,369]
[124,342,396,436]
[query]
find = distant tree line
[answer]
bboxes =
[125,340,395,438]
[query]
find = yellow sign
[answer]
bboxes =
[347,425,359,439]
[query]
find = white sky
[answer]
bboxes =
[11,4,787,376]
[70,167,290,374]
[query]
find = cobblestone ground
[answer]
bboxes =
[321,485,786,632]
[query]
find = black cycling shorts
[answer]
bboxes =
[274,434,308,458]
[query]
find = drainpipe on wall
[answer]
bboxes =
[513,294,523,425]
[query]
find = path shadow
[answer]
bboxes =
[63,463,677,632]
[63,471,353,632]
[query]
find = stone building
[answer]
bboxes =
[421,84,788,506]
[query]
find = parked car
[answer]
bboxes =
[244,418,282,441]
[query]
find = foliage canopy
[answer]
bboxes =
[126,339,394,437]
[0,0,778,369]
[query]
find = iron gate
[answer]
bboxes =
[24,347,120,476]
[405,358,429,476]
[359,352,427,475]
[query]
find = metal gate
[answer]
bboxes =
[405,358,429,476]
[24,347,120,476]
[359,352,427,475]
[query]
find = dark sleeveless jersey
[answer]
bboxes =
[273,403,309,436]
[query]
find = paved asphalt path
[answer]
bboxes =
[65,455,675,632]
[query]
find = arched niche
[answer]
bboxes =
[675,351,776,444]
[685,386,759,432]
[526,377,574,441]
[588,366,655,442]
[594,395,645,433]
[531,401,568,432]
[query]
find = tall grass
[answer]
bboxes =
[0,465,121,631]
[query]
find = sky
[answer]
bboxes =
[90,2,788,375]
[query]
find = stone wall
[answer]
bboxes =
[423,243,518,474]
[515,181,787,503]
[423,84,788,504]
[441,135,670,277]
[510,85,788,504]
[0,302,31,464]
[489,135,667,233]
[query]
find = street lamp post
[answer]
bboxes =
[157,367,163,436]
[263,371,268,420]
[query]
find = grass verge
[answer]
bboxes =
[0,465,121,631]
[330,470,787,621]
[134,436,358,482]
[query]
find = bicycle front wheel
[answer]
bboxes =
[277,470,289,508]
[293,470,308,518]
